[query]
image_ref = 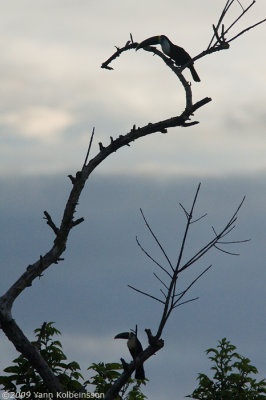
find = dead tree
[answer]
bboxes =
[0,1,264,398]
[105,184,249,400]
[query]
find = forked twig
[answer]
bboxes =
[174,297,200,309]
[173,265,212,308]
[175,183,202,273]
[207,0,264,50]
[224,0,255,36]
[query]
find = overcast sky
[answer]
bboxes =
[0,1,266,399]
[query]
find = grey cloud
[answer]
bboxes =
[0,173,265,398]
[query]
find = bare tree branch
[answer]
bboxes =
[136,236,172,278]
[208,0,234,49]
[173,296,200,309]
[83,127,95,168]
[43,211,59,235]
[139,208,174,272]
[213,244,240,256]
[127,186,248,343]
[175,183,202,273]
[224,1,256,37]
[160,289,167,300]
[153,272,169,291]
[228,18,266,43]
[127,284,164,305]
[173,265,212,307]
[179,197,246,273]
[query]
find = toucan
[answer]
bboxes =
[114,332,145,380]
[136,35,200,82]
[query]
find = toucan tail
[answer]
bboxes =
[135,364,145,380]
[189,65,201,82]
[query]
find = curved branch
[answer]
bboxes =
[101,41,137,70]
[101,38,202,111]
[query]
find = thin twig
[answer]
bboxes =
[207,0,259,50]
[128,285,164,304]
[208,0,233,49]
[224,0,256,37]
[173,297,200,309]
[218,224,236,239]
[140,208,174,272]
[212,224,239,239]
[173,290,186,298]
[43,211,59,235]
[228,18,266,43]
[83,127,95,168]
[179,203,189,220]
[218,238,250,244]
[175,183,201,273]
[214,245,240,256]
[136,236,172,278]
[179,197,245,272]
[191,213,207,224]
[101,41,137,70]
[236,0,244,12]
[153,273,169,290]
[173,265,212,308]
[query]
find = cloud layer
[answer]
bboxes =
[0,173,265,398]
[0,0,265,176]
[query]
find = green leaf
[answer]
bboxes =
[187,338,266,399]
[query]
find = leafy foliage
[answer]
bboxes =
[187,338,266,400]
[0,322,84,393]
[0,322,146,399]
[86,362,147,400]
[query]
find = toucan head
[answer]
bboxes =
[136,35,163,51]
[136,35,171,55]
[114,332,135,340]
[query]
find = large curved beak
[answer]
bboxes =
[114,332,130,339]
[136,35,160,51]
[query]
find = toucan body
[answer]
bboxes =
[136,35,200,82]
[115,332,145,380]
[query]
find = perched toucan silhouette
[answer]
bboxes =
[136,34,200,82]
[114,332,145,380]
